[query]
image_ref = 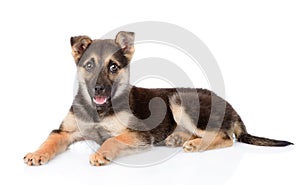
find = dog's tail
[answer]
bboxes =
[233,121,293,147]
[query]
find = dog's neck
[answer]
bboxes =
[73,83,136,121]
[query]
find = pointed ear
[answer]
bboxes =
[115,31,135,61]
[70,36,92,64]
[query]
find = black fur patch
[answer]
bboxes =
[51,129,63,134]
[238,134,293,146]
[69,106,74,113]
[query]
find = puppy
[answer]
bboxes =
[24,31,293,166]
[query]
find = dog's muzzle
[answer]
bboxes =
[93,85,110,106]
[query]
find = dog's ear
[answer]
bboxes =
[70,36,92,64]
[115,31,135,61]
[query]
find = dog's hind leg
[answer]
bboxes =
[183,131,233,152]
[165,131,196,147]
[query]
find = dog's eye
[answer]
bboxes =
[85,61,94,71]
[109,63,119,73]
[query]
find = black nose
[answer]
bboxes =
[95,85,105,93]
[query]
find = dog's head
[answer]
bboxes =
[71,31,135,110]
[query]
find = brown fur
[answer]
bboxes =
[90,130,147,166]
[183,131,233,152]
[166,130,233,152]
[165,131,197,147]
[70,36,92,63]
[24,131,72,165]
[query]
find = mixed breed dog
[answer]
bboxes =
[24,31,293,166]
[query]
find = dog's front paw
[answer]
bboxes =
[89,152,112,166]
[23,152,50,166]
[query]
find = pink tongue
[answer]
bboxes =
[93,96,107,105]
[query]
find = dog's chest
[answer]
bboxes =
[96,111,132,137]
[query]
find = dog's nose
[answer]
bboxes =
[95,85,105,93]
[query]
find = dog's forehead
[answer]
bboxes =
[91,39,120,55]
[84,39,120,59]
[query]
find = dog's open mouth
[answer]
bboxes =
[93,96,109,105]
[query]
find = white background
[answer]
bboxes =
[0,0,299,185]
